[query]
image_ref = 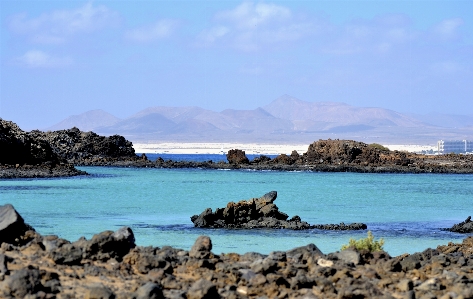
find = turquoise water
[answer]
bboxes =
[1,165,472,256]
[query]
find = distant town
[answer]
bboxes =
[436,140,473,155]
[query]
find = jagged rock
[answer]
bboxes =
[135,282,164,299]
[30,127,136,163]
[191,192,366,230]
[189,236,212,259]
[0,119,86,178]
[226,149,249,164]
[0,209,473,299]
[0,119,59,165]
[186,278,219,299]
[448,216,473,233]
[0,266,43,298]
[50,226,135,265]
[272,154,295,165]
[191,191,311,229]
[0,204,34,245]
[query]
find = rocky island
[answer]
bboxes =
[191,191,367,231]
[1,204,473,298]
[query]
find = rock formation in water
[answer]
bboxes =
[1,203,473,298]
[226,149,250,164]
[448,216,473,233]
[191,191,367,230]
[0,119,86,178]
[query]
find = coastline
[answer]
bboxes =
[132,142,437,155]
[133,142,309,155]
[1,203,473,298]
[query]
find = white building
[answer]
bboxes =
[437,140,473,154]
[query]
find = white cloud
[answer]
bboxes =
[8,2,120,44]
[17,50,73,68]
[197,26,230,43]
[124,19,179,42]
[322,14,417,55]
[431,18,463,41]
[216,2,291,29]
[196,2,315,51]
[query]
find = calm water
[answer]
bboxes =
[1,157,472,256]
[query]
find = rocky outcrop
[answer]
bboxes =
[30,127,137,164]
[0,119,85,178]
[226,149,249,164]
[191,191,367,230]
[447,216,473,233]
[1,205,473,299]
[0,204,34,245]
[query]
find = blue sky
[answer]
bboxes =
[1,0,472,130]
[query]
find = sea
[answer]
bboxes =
[1,154,472,257]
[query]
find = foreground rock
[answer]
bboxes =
[191,191,367,230]
[1,204,473,299]
[0,119,86,178]
[448,216,473,233]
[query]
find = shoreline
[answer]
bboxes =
[132,142,438,155]
[132,142,309,155]
[1,203,473,298]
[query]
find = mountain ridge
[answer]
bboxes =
[47,95,473,144]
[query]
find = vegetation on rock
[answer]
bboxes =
[369,143,390,151]
[341,231,385,252]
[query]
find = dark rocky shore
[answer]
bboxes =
[0,119,86,178]
[1,204,473,299]
[3,119,473,178]
[191,191,367,231]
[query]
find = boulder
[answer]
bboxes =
[226,149,249,164]
[50,226,136,265]
[0,204,34,245]
[189,236,212,259]
[0,266,43,298]
[135,282,164,299]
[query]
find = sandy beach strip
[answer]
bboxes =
[133,142,309,155]
[383,144,437,153]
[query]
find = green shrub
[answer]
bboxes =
[341,231,385,252]
[369,143,390,151]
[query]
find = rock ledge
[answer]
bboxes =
[191,191,367,230]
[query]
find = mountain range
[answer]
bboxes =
[47,95,473,144]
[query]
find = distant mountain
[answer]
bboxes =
[407,113,473,128]
[48,95,473,144]
[47,109,121,132]
[263,95,426,131]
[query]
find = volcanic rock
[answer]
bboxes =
[0,204,34,245]
[29,126,136,163]
[190,191,367,230]
[1,205,473,299]
[226,149,249,164]
[191,191,311,229]
[447,216,473,233]
[0,119,86,178]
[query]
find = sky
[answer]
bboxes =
[1,0,472,130]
